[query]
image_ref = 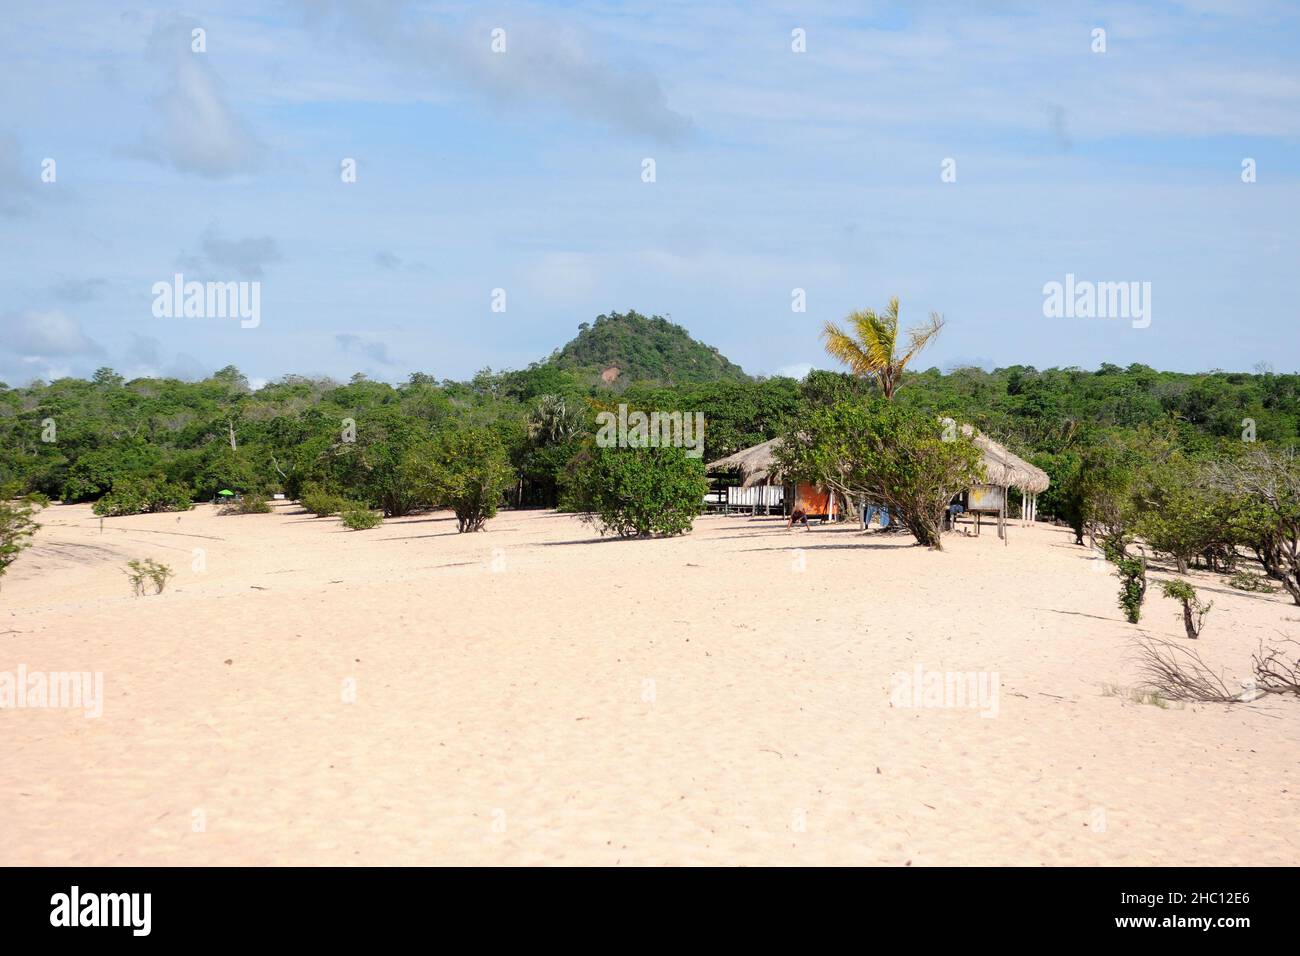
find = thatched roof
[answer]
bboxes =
[706,437,784,488]
[707,425,1050,494]
[952,422,1050,493]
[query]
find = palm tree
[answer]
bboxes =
[527,394,584,446]
[821,297,944,400]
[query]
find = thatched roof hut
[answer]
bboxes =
[707,425,1050,495]
[955,424,1050,494]
[706,438,785,488]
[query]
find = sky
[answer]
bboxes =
[1,0,1298,388]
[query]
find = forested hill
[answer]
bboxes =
[543,310,751,386]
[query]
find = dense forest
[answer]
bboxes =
[3,353,1299,515]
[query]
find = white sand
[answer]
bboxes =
[2,501,1297,865]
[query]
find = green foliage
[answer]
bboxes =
[1228,570,1276,593]
[6,332,1300,554]
[300,485,349,517]
[565,446,708,538]
[1116,556,1148,624]
[1159,579,1212,639]
[298,407,433,516]
[92,478,193,517]
[0,499,42,585]
[340,506,383,530]
[546,310,750,386]
[776,400,983,549]
[220,493,272,515]
[124,558,173,596]
[401,426,514,532]
[1202,446,1300,606]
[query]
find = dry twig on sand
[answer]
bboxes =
[1252,636,1300,697]
[1132,635,1237,703]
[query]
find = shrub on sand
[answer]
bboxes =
[301,486,349,517]
[401,426,513,533]
[220,493,272,515]
[93,478,192,517]
[565,445,707,538]
[341,506,382,531]
[1116,556,1148,624]
[124,558,173,596]
[1,499,41,589]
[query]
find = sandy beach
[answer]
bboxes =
[2,501,1297,866]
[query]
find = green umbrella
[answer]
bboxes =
[218,489,235,497]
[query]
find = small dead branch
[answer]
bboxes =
[1132,635,1238,703]
[1252,636,1300,697]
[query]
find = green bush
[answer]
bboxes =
[1116,556,1148,624]
[124,558,173,596]
[565,445,708,538]
[1,500,41,588]
[220,493,272,515]
[300,485,349,517]
[1228,570,1277,593]
[92,478,193,517]
[401,426,514,533]
[340,506,382,530]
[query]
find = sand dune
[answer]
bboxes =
[2,502,1297,865]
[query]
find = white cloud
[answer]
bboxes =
[185,223,282,279]
[296,2,695,143]
[0,310,104,358]
[137,19,264,177]
[773,361,813,380]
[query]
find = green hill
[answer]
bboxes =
[544,310,750,386]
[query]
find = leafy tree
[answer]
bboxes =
[1205,447,1300,605]
[0,499,41,589]
[1160,580,1211,639]
[777,400,983,549]
[1132,455,1218,573]
[565,446,708,538]
[402,426,513,532]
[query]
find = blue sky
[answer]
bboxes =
[1,0,1298,387]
